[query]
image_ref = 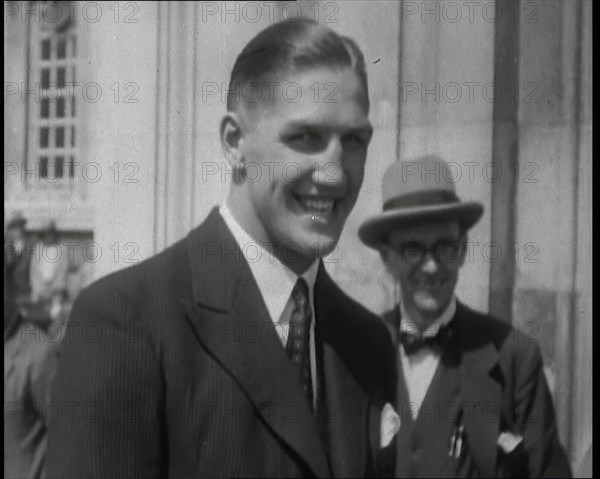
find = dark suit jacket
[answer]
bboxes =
[383,301,571,478]
[47,209,396,478]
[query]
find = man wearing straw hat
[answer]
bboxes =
[358,155,570,478]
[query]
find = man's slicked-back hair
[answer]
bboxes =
[227,18,369,111]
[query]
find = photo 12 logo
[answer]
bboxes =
[4,161,140,184]
[200,1,339,24]
[400,1,539,24]
[4,1,140,25]
[4,82,140,105]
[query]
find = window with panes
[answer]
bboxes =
[26,1,78,184]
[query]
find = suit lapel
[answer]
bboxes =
[455,302,501,478]
[394,331,415,477]
[384,308,412,426]
[315,268,368,478]
[183,209,330,478]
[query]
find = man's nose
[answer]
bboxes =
[312,137,346,187]
[420,253,440,274]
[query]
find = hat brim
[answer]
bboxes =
[358,202,483,249]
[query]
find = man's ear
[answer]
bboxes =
[220,112,245,181]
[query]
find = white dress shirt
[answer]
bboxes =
[219,204,319,408]
[399,297,457,419]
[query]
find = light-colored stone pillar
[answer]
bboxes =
[397,0,496,313]
[571,1,592,470]
[81,2,159,279]
[154,1,200,251]
[512,0,592,462]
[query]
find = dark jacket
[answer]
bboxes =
[383,301,571,478]
[47,208,396,478]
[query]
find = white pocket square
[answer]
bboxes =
[380,403,401,448]
[498,431,523,453]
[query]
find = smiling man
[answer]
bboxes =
[359,155,571,478]
[47,19,395,478]
[221,62,372,273]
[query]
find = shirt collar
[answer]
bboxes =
[219,203,319,324]
[399,295,457,337]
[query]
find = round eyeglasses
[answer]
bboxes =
[393,240,464,264]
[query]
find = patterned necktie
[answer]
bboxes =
[286,278,313,410]
[400,321,455,356]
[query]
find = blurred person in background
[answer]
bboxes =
[4,212,33,330]
[29,220,69,320]
[63,259,94,317]
[4,218,83,479]
[4,304,63,479]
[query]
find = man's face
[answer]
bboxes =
[235,67,372,269]
[383,220,465,321]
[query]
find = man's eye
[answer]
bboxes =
[287,132,323,151]
[400,243,423,260]
[437,242,460,257]
[290,132,317,142]
[343,133,368,148]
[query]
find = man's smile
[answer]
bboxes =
[293,194,341,222]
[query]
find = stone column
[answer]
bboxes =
[81,2,160,279]
[511,0,592,463]
[397,0,496,313]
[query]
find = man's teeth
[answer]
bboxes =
[300,198,335,215]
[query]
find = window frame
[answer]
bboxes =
[25,1,79,189]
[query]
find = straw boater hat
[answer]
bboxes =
[359,155,484,249]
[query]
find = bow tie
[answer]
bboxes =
[399,321,455,356]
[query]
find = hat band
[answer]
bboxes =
[383,190,459,211]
